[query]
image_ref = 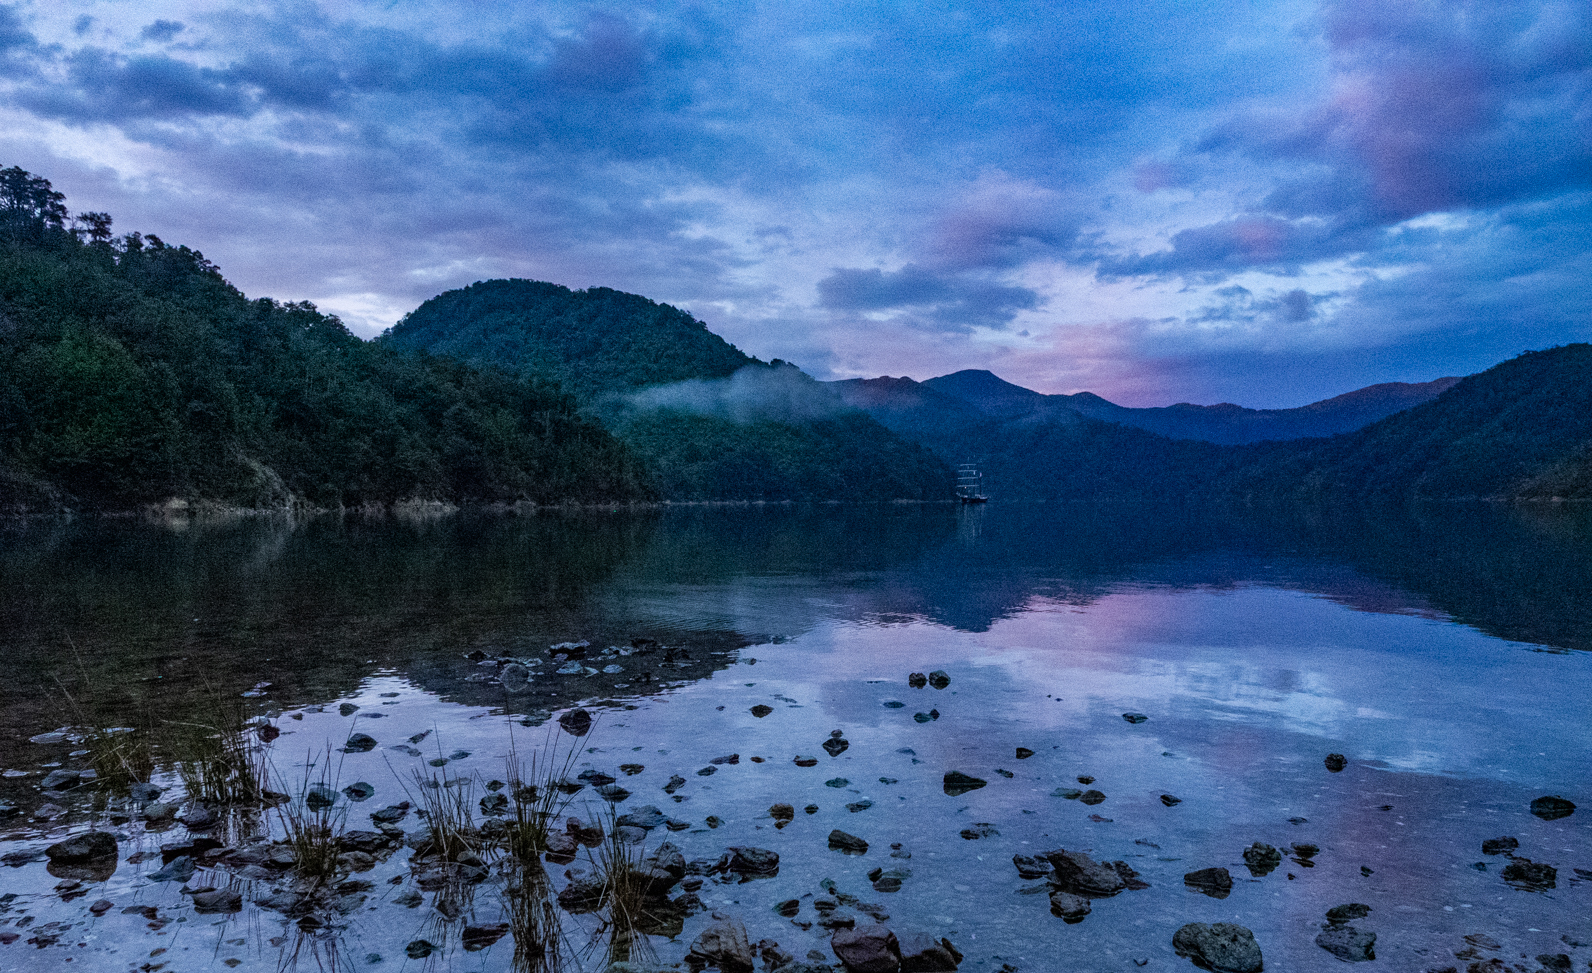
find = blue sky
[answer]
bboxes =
[1,0,1587,406]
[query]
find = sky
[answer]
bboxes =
[0,0,1587,407]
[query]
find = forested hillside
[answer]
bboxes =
[381,280,953,501]
[0,168,650,513]
[383,279,757,401]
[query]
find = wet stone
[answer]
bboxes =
[1161,794,1183,806]
[1015,747,1034,759]
[1530,795,1576,820]
[942,772,986,796]
[1315,924,1376,962]
[1501,858,1556,890]
[45,831,117,864]
[829,830,870,855]
[341,733,377,753]
[832,923,902,973]
[823,735,851,758]
[927,670,950,689]
[1172,922,1263,973]
[1481,836,1518,856]
[191,889,242,914]
[1049,890,1091,922]
[686,916,754,973]
[1325,753,1347,772]
[1122,712,1148,724]
[1079,789,1106,805]
[908,672,927,688]
[1012,854,1053,879]
[1184,867,1233,898]
[959,823,998,840]
[795,756,819,767]
[342,782,375,802]
[751,705,774,717]
[1243,842,1282,877]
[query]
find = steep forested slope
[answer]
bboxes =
[0,168,650,513]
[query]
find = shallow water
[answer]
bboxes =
[0,504,1589,972]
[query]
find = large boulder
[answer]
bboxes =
[832,924,902,973]
[1172,923,1263,973]
[685,917,753,973]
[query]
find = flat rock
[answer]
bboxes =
[45,831,117,864]
[1012,854,1052,879]
[191,889,242,914]
[1530,795,1576,820]
[1172,922,1263,973]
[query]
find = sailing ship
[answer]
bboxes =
[956,464,988,504]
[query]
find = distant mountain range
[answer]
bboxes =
[831,369,1462,445]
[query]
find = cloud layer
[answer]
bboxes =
[0,0,1586,407]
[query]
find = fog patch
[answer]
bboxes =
[622,364,852,425]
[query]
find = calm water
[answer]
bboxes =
[0,504,1589,972]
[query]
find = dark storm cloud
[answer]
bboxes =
[817,264,1040,331]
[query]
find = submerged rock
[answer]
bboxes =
[341,733,377,753]
[1481,836,1518,856]
[558,708,593,737]
[1325,903,1371,924]
[1012,854,1052,879]
[823,732,851,758]
[1530,796,1576,820]
[191,889,242,914]
[1122,712,1148,724]
[1172,922,1262,973]
[1315,924,1376,962]
[1501,858,1556,890]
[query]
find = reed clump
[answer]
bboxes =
[167,699,269,806]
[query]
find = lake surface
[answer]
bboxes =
[0,503,1589,973]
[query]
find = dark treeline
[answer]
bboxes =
[0,167,651,513]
